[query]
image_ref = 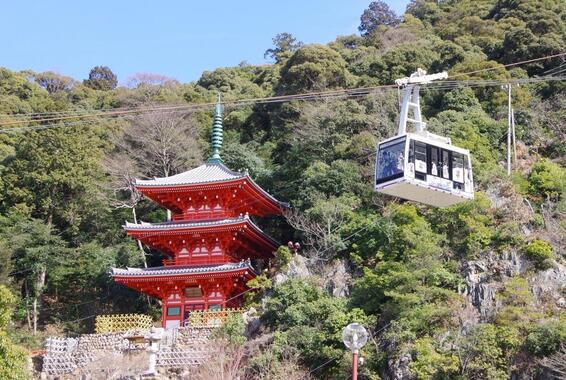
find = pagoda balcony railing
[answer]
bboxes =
[162,257,228,266]
[184,308,245,328]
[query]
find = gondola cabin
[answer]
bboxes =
[375,132,474,207]
[375,68,475,207]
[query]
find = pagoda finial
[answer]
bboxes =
[208,93,224,164]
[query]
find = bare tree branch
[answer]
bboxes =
[283,205,349,269]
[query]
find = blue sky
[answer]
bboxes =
[0,1,410,84]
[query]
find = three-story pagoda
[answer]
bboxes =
[111,99,286,328]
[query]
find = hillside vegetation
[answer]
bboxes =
[0,0,565,379]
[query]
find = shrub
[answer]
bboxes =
[0,286,15,329]
[245,274,273,306]
[526,321,566,357]
[273,246,293,271]
[211,314,246,346]
[0,332,29,380]
[461,324,512,380]
[410,337,459,379]
[529,214,545,229]
[528,159,566,201]
[0,286,28,380]
[524,239,554,269]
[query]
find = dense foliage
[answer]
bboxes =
[0,0,565,378]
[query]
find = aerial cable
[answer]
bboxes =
[541,61,566,75]
[1,51,565,124]
[1,75,565,134]
[1,76,565,133]
[0,73,560,128]
[449,51,566,78]
[0,85,398,125]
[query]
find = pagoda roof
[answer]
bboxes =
[135,163,245,187]
[111,260,256,278]
[111,261,257,299]
[124,216,249,230]
[134,162,288,212]
[123,215,280,255]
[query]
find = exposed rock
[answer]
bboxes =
[530,262,566,310]
[322,259,351,297]
[461,250,528,318]
[388,352,414,380]
[242,307,261,338]
[462,247,566,318]
[272,254,310,285]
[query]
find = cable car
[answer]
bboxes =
[375,69,474,207]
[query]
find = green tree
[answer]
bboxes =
[262,279,372,377]
[2,126,106,238]
[528,159,566,201]
[0,68,55,114]
[277,45,352,94]
[431,194,494,258]
[460,324,510,380]
[264,33,304,62]
[211,314,246,345]
[0,286,29,380]
[410,337,459,379]
[3,217,67,333]
[359,1,400,36]
[526,320,566,357]
[496,277,541,329]
[34,71,75,94]
[0,286,15,329]
[84,66,118,90]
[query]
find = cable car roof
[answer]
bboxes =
[378,132,471,156]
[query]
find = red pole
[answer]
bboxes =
[352,351,359,380]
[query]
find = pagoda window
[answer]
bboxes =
[167,292,182,302]
[208,304,221,311]
[210,244,222,256]
[208,290,223,300]
[192,244,209,256]
[167,306,181,316]
[185,286,203,298]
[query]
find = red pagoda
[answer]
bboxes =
[111,99,286,328]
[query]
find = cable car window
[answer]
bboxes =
[441,150,450,179]
[407,141,415,175]
[414,142,427,173]
[452,153,464,183]
[464,155,472,182]
[430,146,439,176]
[376,139,405,182]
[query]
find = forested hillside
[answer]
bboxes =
[1,0,565,379]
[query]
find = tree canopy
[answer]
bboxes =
[0,1,565,378]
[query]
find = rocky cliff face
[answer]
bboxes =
[462,248,565,320]
[272,254,311,286]
[530,262,566,310]
[461,250,526,319]
[462,183,566,321]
